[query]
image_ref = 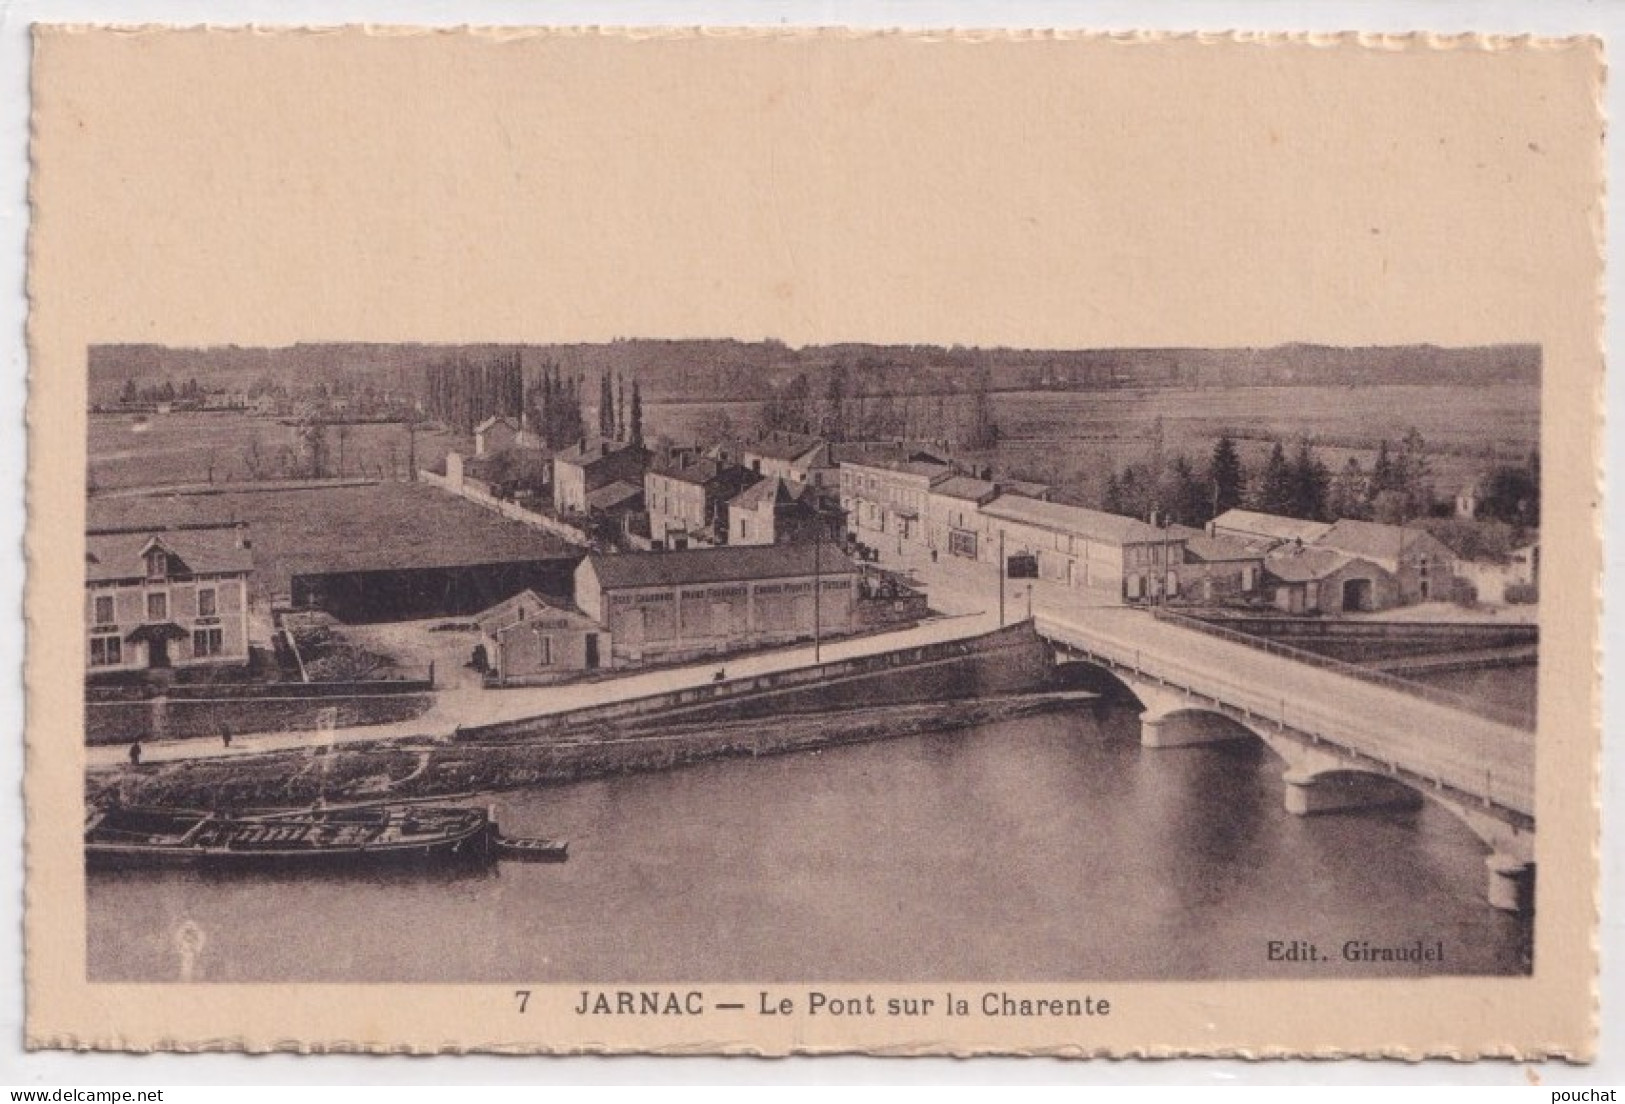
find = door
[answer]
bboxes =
[1342,578,1372,612]
[148,638,170,668]
[585,633,600,670]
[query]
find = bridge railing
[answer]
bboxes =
[1149,608,1533,730]
[1037,613,1535,818]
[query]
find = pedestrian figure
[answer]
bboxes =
[221,724,233,749]
[713,667,726,682]
[128,740,143,766]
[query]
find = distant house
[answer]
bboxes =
[740,430,833,488]
[85,526,254,672]
[1313,519,1457,604]
[926,475,1001,561]
[553,438,650,515]
[1210,508,1333,552]
[574,543,859,666]
[1262,547,1393,615]
[1458,539,1539,605]
[1454,481,1481,520]
[645,452,761,548]
[728,477,842,547]
[474,589,607,684]
[979,497,1179,602]
[474,415,520,458]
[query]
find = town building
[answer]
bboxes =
[552,438,650,515]
[979,497,1181,602]
[1313,519,1458,604]
[926,475,1001,562]
[85,525,254,672]
[645,452,761,549]
[1167,525,1264,601]
[839,456,957,556]
[574,543,859,666]
[727,477,843,547]
[1262,546,1394,615]
[474,415,520,458]
[1210,508,1333,552]
[473,589,607,684]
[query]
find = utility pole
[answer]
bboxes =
[998,526,1007,627]
[813,516,823,664]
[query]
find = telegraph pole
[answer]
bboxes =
[814,516,823,664]
[998,527,1007,627]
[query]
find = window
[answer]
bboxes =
[192,627,223,658]
[146,592,168,621]
[197,588,217,618]
[90,635,122,666]
[93,595,115,626]
[146,550,167,581]
[535,633,553,666]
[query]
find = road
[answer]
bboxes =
[1038,605,1535,817]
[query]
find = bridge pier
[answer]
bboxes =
[1281,768,1422,816]
[1485,854,1535,913]
[1141,710,1249,749]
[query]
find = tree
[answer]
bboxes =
[119,379,139,404]
[1328,457,1370,521]
[1209,434,1244,517]
[1480,464,1540,529]
[242,437,265,481]
[598,371,615,439]
[1288,437,1330,521]
[1169,455,1209,526]
[1258,440,1294,515]
[302,421,330,479]
[629,380,645,447]
[823,363,850,441]
[962,368,1000,450]
[335,423,353,477]
[1102,471,1125,516]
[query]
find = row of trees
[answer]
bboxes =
[423,353,527,436]
[1100,427,1452,529]
[757,364,1000,449]
[596,369,645,447]
[116,377,208,405]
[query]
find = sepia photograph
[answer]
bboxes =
[24,26,1600,1057]
[80,339,1540,984]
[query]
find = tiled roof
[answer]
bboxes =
[475,415,520,434]
[743,430,826,462]
[932,475,999,503]
[1169,525,1260,563]
[584,542,857,590]
[1210,509,1332,545]
[585,481,644,511]
[475,589,597,635]
[86,527,254,583]
[1314,519,1450,565]
[981,496,1164,545]
[1263,548,1353,583]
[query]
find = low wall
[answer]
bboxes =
[463,620,1052,743]
[419,468,591,545]
[86,692,434,745]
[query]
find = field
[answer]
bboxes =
[86,481,577,602]
[88,410,467,492]
[643,382,1540,505]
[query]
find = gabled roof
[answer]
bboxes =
[932,475,999,503]
[585,480,644,511]
[475,589,597,635]
[555,437,644,467]
[475,415,520,435]
[583,542,858,590]
[981,496,1164,545]
[1262,548,1356,583]
[840,455,956,482]
[743,430,827,463]
[1210,509,1333,545]
[995,478,1052,501]
[86,527,254,583]
[1168,525,1260,564]
[1314,519,1453,566]
[730,476,807,510]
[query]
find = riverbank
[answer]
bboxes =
[86,688,1097,810]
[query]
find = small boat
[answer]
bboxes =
[493,834,569,863]
[84,803,498,870]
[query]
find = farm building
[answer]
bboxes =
[1167,525,1264,601]
[1312,519,1458,605]
[574,543,859,666]
[473,590,607,684]
[727,477,842,547]
[474,415,520,458]
[1210,508,1333,552]
[646,452,761,548]
[553,438,650,515]
[1262,547,1395,615]
[85,525,254,672]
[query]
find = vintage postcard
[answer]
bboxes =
[25,27,1602,1057]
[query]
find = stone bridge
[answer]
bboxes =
[1036,608,1536,911]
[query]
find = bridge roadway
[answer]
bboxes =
[1036,606,1535,822]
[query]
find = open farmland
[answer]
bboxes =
[88,410,466,492]
[643,382,1539,505]
[86,481,580,602]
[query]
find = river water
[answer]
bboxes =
[86,707,1531,983]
